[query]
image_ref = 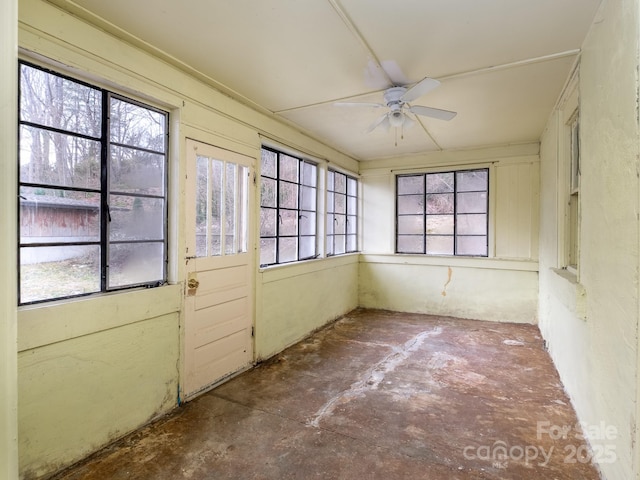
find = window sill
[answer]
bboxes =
[259,253,360,283]
[360,253,538,272]
[550,267,587,320]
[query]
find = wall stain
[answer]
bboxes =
[441,267,453,297]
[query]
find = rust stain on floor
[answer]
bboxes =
[52,309,602,479]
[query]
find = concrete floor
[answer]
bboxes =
[53,309,601,479]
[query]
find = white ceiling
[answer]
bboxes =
[48,0,601,161]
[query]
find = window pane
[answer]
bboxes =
[299,236,316,259]
[327,235,335,256]
[327,192,335,213]
[299,212,316,236]
[110,146,165,195]
[327,171,335,191]
[301,161,317,187]
[261,178,276,208]
[279,181,298,209]
[20,64,101,137]
[347,178,357,196]
[237,165,249,254]
[224,163,237,255]
[334,172,346,193]
[279,155,298,182]
[457,236,487,256]
[397,195,424,215]
[108,242,164,288]
[426,173,454,193]
[426,193,454,214]
[457,170,488,192]
[279,210,298,236]
[20,188,100,243]
[19,126,101,189]
[209,160,223,256]
[346,234,357,252]
[397,235,423,253]
[397,175,424,195]
[335,214,346,235]
[456,214,487,235]
[334,235,346,255]
[426,215,453,235]
[335,193,346,214]
[20,245,100,303]
[109,195,164,241]
[397,215,423,235]
[300,186,316,211]
[327,215,334,235]
[261,149,277,178]
[347,196,357,215]
[260,238,276,266]
[346,215,357,235]
[457,192,487,214]
[279,237,297,263]
[195,156,208,256]
[110,98,166,153]
[426,235,454,255]
[260,208,277,237]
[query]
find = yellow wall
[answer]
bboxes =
[256,255,359,360]
[1,0,19,478]
[359,144,540,323]
[539,0,640,478]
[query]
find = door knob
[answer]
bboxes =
[188,278,200,289]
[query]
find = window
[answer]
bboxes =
[327,170,358,255]
[567,110,580,270]
[18,62,168,305]
[396,169,488,256]
[259,146,317,266]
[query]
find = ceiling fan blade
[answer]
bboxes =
[334,101,384,108]
[365,113,390,133]
[380,60,410,86]
[401,77,441,103]
[409,105,457,121]
[364,60,392,89]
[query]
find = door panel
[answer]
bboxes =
[183,139,255,399]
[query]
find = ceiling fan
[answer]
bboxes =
[335,74,457,134]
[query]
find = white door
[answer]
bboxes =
[183,139,255,399]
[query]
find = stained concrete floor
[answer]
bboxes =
[53,309,601,479]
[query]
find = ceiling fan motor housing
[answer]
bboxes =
[384,86,407,107]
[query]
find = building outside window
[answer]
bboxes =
[18,61,168,305]
[327,169,358,256]
[259,146,317,266]
[396,169,488,256]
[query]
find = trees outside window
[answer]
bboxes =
[18,62,168,304]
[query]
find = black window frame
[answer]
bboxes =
[259,146,318,267]
[327,169,358,256]
[395,168,489,257]
[17,60,169,305]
